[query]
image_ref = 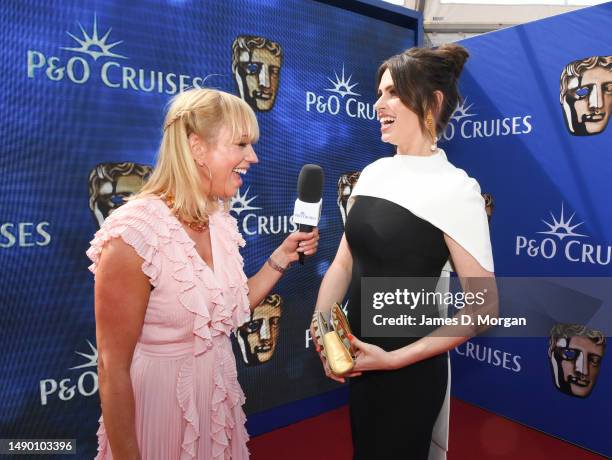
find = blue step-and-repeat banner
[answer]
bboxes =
[448,3,611,457]
[0,0,417,457]
[2,0,611,457]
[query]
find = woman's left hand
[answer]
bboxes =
[273,228,320,267]
[351,335,397,372]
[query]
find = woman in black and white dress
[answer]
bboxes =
[312,44,495,460]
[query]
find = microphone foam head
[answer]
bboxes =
[297,164,324,203]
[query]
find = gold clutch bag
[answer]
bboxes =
[311,303,355,376]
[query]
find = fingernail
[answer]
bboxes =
[315,345,320,352]
[348,334,354,341]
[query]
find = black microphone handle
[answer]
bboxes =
[298,223,315,265]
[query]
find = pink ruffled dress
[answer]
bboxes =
[87,196,251,460]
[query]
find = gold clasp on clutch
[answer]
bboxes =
[311,303,356,376]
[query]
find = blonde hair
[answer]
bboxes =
[136,88,259,224]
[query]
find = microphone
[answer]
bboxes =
[293,164,324,265]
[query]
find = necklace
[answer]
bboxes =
[164,195,209,232]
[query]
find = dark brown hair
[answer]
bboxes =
[376,44,469,135]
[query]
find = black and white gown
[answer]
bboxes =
[344,149,494,460]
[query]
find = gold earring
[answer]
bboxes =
[195,160,214,197]
[426,111,437,152]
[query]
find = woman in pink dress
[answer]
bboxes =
[87,88,319,459]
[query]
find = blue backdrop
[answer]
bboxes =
[3,0,608,457]
[447,3,612,457]
[0,0,418,457]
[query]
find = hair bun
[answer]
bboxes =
[437,43,469,79]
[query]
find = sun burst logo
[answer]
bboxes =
[60,14,127,61]
[538,203,587,241]
[450,97,476,122]
[230,187,261,216]
[69,340,98,370]
[325,65,361,98]
[340,299,349,316]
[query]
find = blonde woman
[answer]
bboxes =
[87,88,319,459]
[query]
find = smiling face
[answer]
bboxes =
[374,69,426,151]
[193,125,258,200]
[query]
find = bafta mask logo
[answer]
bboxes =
[232,35,283,112]
[548,323,606,398]
[560,56,612,136]
[236,294,282,366]
[337,171,362,225]
[482,193,494,222]
[88,162,153,228]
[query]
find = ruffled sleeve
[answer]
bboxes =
[86,198,163,287]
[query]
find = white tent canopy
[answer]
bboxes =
[384,0,609,45]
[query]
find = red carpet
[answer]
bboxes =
[249,398,605,460]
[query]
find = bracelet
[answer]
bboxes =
[267,256,287,274]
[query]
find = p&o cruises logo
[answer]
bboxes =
[516,203,611,266]
[441,98,533,141]
[39,340,99,406]
[454,340,522,373]
[306,65,376,120]
[27,14,209,93]
[230,188,297,236]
